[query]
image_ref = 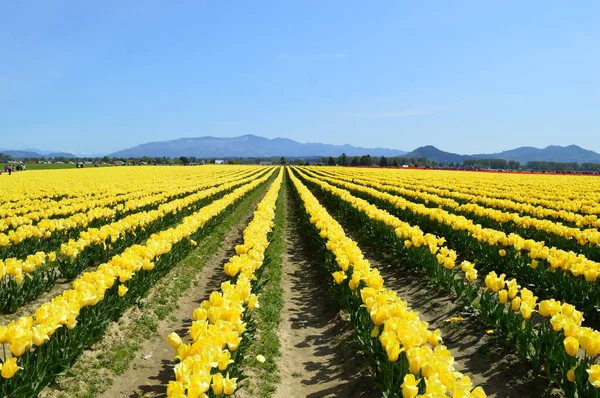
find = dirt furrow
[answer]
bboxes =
[273,186,376,398]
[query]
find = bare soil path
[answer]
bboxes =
[272,185,377,398]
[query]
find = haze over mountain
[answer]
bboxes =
[109,135,408,158]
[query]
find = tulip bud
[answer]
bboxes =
[498,290,508,304]
[511,297,521,312]
[567,369,576,383]
[168,332,183,349]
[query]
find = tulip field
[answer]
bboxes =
[1,165,600,397]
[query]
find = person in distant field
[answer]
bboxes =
[7,164,12,175]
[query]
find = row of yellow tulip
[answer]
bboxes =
[303,168,600,283]
[0,166,244,219]
[323,167,600,230]
[0,168,269,286]
[0,167,245,231]
[293,169,462,277]
[294,168,600,393]
[314,168,600,246]
[165,168,283,397]
[372,168,600,215]
[0,168,275,390]
[289,168,486,398]
[0,167,257,247]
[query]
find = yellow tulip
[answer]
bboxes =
[386,341,402,362]
[332,271,347,284]
[188,373,210,398]
[511,297,521,312]
[443,256,455,269]
[0,326,8,344]
[520,301,534,320]
[465,268,477,283]
[247,294,259,309]
[406,348,423,375]
[166,380,186,397]
[1,357,22,379]
[567,369,576,383]
[564,336,579,357]
[168,332,183,349]
[211,372,224,395]
[588,364,600,388]
[429,329,442,347]
[371,326,380,337]
[218,350,233,371]
[401,374,421,398]
[118,284,128,297]
[223,373,237,395]
[498,289,508,304]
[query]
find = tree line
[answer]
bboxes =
[3,152,600,172]
[316,153,600,172]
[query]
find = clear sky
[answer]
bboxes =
[1,1,598,155]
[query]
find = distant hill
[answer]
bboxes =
[2,139,599,164]
[470,145,600,164]
[402,144,600,164]
[1,150,44,159]
[109,134,408,158]
[47,152,78,158]
[0,150,78,159]
[403,146,467,163]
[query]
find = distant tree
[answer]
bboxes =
[338,153,348,166]
[351,157,359,166]
[328,156,336,166]
[379,156,388,167]
[583,163,600,171]
[280,156,287,165]
[508,160,520,170]
[228,159,238,164]
[359,155,372,166]
[392,159,399,167]
[179,156,190,165]
[293,159,305,165]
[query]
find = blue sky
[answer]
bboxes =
[0,1,598,155]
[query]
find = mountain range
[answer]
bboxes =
[0,149,78,159]
[2,136,600,164]
[109,135,408,158]
[404,144,600,164]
